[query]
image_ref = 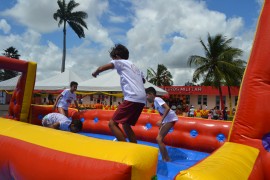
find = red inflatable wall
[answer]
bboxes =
[8,75,27,120]
[0,56,36,122]
[229,1,270,179]
[0,135,131,180]
[30,105,231,153]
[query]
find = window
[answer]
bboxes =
[222,96,226,106]
[186,95,190,105]
[203,95,207,105]
[90,95,93,101]
[0,91,4,104]
[101,95,104,101]
[198,95,202,105]
[216,96,220,107]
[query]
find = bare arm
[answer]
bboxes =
[160,103,170,122]
[53,94,62,110]
[47,122,60,129]
[92,63,114,77]
[140,71,146,84]
[74,100,80,111]
[157,103,170,126]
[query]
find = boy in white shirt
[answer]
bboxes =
[53,81,80,117]
[92,44,146,143]
[189,105,195,117]
[42,113,82,133]
[146,87,178,162]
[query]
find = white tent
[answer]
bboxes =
[35,69,83,90]
[78,70,168,95]
[0,75,20,90]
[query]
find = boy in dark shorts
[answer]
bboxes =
[92,44,146,143]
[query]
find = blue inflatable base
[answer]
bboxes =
[79,132,209,180]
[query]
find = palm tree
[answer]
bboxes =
[53,0,88,73]
[3,46,20,59]
[147,64,173,86]
[223,59,246,114]
[187,33,244,110]
[1,46,20,81]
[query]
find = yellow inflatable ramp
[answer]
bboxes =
[0,118,158,180]
[175,142,259,180]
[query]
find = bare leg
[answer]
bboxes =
[157,121,175,162]
[64,110,68,117]
[122,123,137,143]
[108,119,126,142]
[57,107,68,117]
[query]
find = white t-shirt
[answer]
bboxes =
[42,113,71,131]
[57,89,77,110]
[111,60,146,104]
[189,107,195,115]
[154,97,178,124]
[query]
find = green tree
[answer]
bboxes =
[1,46,20,81]
[187,33,244,110]
[53,0,88,73]
[223,58,246,114]
[147,64,173,86]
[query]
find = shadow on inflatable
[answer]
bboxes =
[1,1,270,179]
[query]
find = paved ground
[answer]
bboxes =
[0,111,8,116]
[0,105,9,117]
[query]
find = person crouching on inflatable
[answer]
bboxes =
[42,113,82,133]
[146,87,178,162]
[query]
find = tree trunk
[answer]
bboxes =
[218,85,224,110]
[228,86,232,115]
[61,21,66,73]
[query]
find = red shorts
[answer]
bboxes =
[112,100,145,126]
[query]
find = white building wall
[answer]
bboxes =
[81,94,123,106]
[188,94,237,110]
[81,94,238,109]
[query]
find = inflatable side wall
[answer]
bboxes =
[0,57,158,180]
[30,105,231,153]
[0,118,158,180]
[0,56,36,122]
[229,0,270,178]
[175,0,270,179]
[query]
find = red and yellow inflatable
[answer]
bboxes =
[175,0,270,179]
[1,0,270,179]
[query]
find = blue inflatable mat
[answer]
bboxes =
[79,132,209,180]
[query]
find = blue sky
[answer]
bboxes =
[0,0,263,85]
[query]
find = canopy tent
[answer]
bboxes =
[0,75,20,91]
[77,70,168,96]
[35,69,83,90]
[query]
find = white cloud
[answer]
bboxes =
[0,19,11,34]
[1,0,113,47]
[109,16,128,23]
[2,0,58,33]
[126,0,253,85]
[0,0,260,86]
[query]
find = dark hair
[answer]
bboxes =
[71,120,83,131]
[70,81,78,87]
[110,44,129,60]
[145,87,156,95]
